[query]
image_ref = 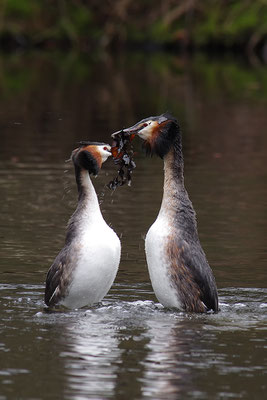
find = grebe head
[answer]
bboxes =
[72,141,111,176]
[112,113,179,158]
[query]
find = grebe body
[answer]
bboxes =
[113,114,218,313]
[45,143,120,309]
[145,211,183,309]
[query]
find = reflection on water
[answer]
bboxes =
[0,284,266,400]
[62,315,122,399]
[0,51,267,399]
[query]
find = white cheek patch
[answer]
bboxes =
[98,146,111,163]
[138,121,158,140]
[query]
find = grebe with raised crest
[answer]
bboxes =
[112,114,219,313]
[45,142,121,309]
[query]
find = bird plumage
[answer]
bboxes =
[44,143,121,309]
[113,114,219,313]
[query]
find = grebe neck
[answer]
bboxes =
[75,167,100,212]
[159,137,198,239]
[160,136,184,210]
[65,168,102,244]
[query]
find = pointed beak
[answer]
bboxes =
[111,124,141,138]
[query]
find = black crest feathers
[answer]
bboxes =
[72,148,99,176]
[146,113,180,159]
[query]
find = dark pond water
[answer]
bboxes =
[0,51,266,399]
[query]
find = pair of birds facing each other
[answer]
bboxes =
[45,113,219,313]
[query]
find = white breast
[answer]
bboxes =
[145,213,183,310]
[61,219,121,309]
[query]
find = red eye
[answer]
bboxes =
[103,146,108,150]
[143,123,148,127]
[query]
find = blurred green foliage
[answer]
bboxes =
[0,0,266,50]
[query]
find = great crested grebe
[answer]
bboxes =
[112,114,219,313]
[45,142,121,309]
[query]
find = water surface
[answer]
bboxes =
[0,51,266,399]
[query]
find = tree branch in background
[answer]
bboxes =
[163,0,197,26]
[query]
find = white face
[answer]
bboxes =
[137,120,158,140]
[97,144,111,163]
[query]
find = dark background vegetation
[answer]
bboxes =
[0,0,266,54]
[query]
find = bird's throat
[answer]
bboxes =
[160,142,185,215]
[75,168,102,217]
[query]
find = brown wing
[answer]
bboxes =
[44,247,73,307]
[167,237,218,313]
